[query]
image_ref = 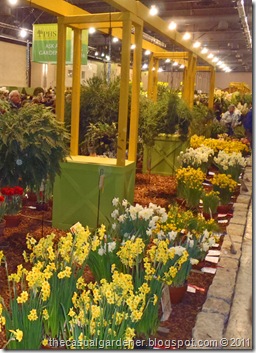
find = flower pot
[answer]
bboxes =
[36,202,49,211]
[0,219,6,235]
[169,282,187,304]
[203,212,218,220]
[4,213,21,227]
[217,203,233,214]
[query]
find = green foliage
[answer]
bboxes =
[190,104,215,138]
[0,103,70,192]
[81,121,117,156]
[209,121,228,138]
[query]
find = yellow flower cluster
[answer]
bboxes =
[0,303,6,332]
[117,238,145,267]
[176,166,205,189]
[212,173,237,192]
[190,135,250,154]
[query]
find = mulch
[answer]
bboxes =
[0,173,225,349]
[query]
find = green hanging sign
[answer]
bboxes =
[32,24,88,65]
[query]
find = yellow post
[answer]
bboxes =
[56,17,66,122]
[147,54,154,99]
[128,21,143,162]
[183,52,197,108]
[152,58,159,102]
[116,12,132,166]
[208,67,215,109]
[70,28,82,156]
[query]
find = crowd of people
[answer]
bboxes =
[0,87,56,113]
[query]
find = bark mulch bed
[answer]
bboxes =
[0,173,223,349]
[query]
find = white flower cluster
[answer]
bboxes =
[111,198,168,236]
[200,230,218,252]
[214,150,247,170]
[179,146,214,167]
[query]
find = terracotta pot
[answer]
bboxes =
[4,213,21,227]
[202,212,218,220]
[217,203,233,214]
[0,219,6,235]
[169,282,187,304]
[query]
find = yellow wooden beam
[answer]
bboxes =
[208,67,216,109]
[55,17,66,122]
[116,13,132,166]
[68,22,123,30]
[128,21,143,162]
[153,52,188,59]
[70,28,81,156]
[26,0,215,69]
[196,66,212,71]
[62,12,124,24]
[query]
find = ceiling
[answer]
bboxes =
[0,0,253,72]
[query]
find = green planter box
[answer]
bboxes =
[52,156,135,230]
[143,134,189,176]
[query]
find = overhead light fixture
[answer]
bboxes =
[182,32,191,40]
[165,58,171,63]
[144,50,151,55]
[8,0,18,5]
[212,57,219,62]
[95,51,99,56]
[101,52,105,57]
[149,5,158,16]
[112,37,119,43]
[193,41,201,48]
[142,63,148,69]
[105,55,110,61]
[19,28,28,38]
[131,44,136,50]
[172,62,178,66]
[207,53,214,59]
[168,21,177,30]
[180,64,185,69]
[89,27,96,34]
[201,47,208,54]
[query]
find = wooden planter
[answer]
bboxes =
[143,135,189,176]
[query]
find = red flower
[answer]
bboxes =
[13,186,24,195]
[1,187,14,196]
[0,195,4,202]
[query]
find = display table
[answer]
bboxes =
[52,156,135,230]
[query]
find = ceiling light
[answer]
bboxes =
[193,41,201,48]
[89,27,96,34]
[145,50,151,55]
[165,58,171,63]
[182,32,191,40]
[105,55,110,61]
[201,47,208,54]
[131,44,136,50]
[172,62,178,66]
[142,63,148,69]
[180,64,185,69]
[101,53,105,57]
[8,0,18,5]
[158,67,163,72]
[168,21,177,30]
[149,5,158,16]
[112,37,119,43]
[19,28,28,38]
[207,53,214,59]
[212,57,219,62]
[95,51,99,56]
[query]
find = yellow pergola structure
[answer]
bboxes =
[25,0,216,165]
[24,0,217,229]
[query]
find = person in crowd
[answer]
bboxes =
[243,104,252,147]
[8,90,22,109]
[220,104,241,135]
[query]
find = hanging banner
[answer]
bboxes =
[81,29,88,65]
[32,24,72,63]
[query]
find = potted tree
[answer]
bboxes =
[140,90,192,176]
[0,102,70,203]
